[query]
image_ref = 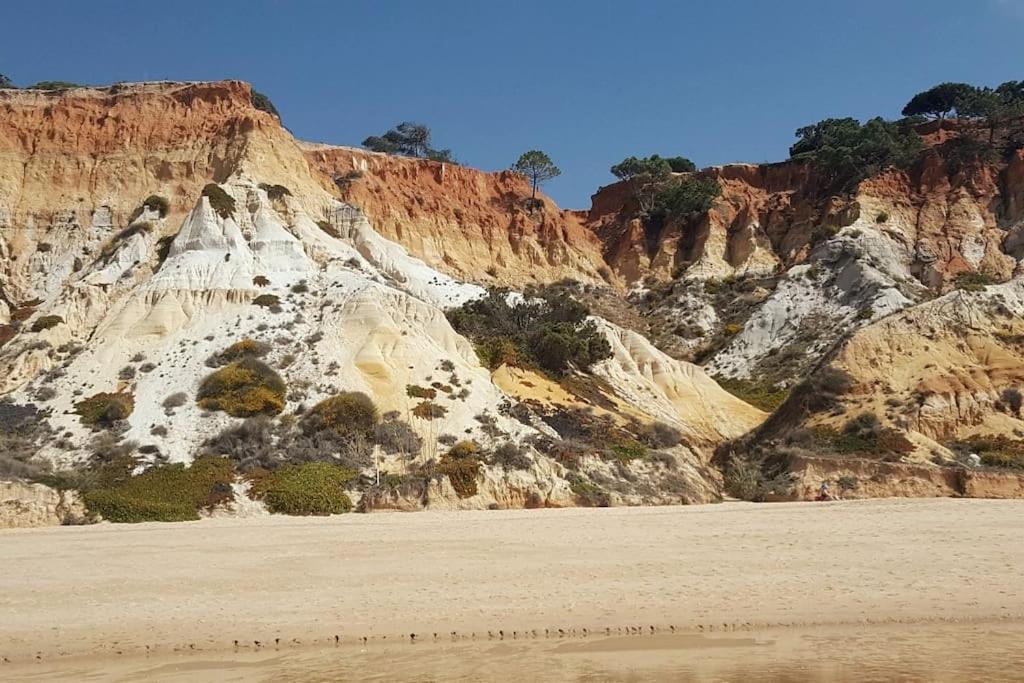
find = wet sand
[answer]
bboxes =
[2,499,1023,679]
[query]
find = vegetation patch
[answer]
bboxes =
[31,315,64,333]
[82,456,234,523]
[406,384,437,400]
[250,90,280,118]
[447,287,612,377]
[412,401,447,419]
[252,293,280,308]
[955,436,1024,469]
[258,183,292,200]
[143,194,170,217]
[75,392,134,428]
[438,442,482,498]
[201,183,236,218]
[213,338,271,365]
[197,358,285,417]
[716,377,790,412]
[954,271,997,292]
[249,462,356,515]
[304,392,379,438]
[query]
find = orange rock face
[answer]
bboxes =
[0,80,610,289]
[303,145,608,286]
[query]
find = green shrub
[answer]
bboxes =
[218,338,271,363]
[608,440,647,462]
[258,183,291,200]
[406,384,437,399]
[447,288,611,377]
[156,234,176,263]
[875,211,889,223]
[855,306,874,321]
[567,473,611,507]
[250,90,280,118]
[723,454,791,502]
[201,183,236,218]
[75,392,134,427]
[956,436,1024,469]
[715,377,790,412]
[304,392,378,437]
[249,462,356,515]
[27,81,81,91]
[438,443,482,498]
[374,416,422,455]
[789,117,922,193]
[143,194,170,217]
[197,358,285,417]
[83,456,234,523]
[954,271,996,292]
[653,175,721,218]
[252,293,279,307]
[31,315,64,333]
[412,401,447,419]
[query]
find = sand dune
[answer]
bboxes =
[1,499,1023,677]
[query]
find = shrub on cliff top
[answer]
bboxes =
[201,183,236,219]
[75,392,134,427]
[197,358,285,417]
[251,90,280,119]
[248,462,356,515]
[26,80,82,91]
[82,456,235,523]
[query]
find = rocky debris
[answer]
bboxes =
[0,480,87,528]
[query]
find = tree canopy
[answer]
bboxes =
[511,150,561,200]
[0,74,14,89]
[789,117,922,193]
[901,82,974,120]
[362,122,455,162]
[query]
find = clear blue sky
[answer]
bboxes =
[2,1,1022,207]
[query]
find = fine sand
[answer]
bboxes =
[2,499,1024,679]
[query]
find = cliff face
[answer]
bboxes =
[0,81,765,524]
[303,144,608,286]
[591,152,1024,289]
[0,81,609,312]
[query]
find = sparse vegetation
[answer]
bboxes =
[716,377,790,413]
[954,271,996,292]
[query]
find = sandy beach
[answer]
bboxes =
[2,498,1024,680]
